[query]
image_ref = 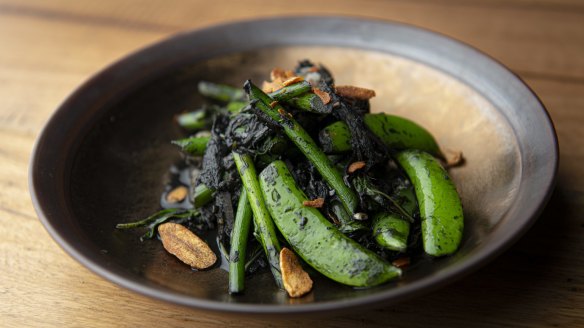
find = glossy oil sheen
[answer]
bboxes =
[29,17,557,314]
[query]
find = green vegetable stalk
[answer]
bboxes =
[198,81,245,102]
[176,110,208,131]
[268,80,312,101]
[229,187,253,294]
[172,136,210,156]
[232,152,283,288]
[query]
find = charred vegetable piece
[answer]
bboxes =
[233,152,283,288]
[172,136,210,156]
[372,185,417,252]
[198,81,246,102]
[259,160,401,287]
[229,187,253,294]
[396,150,463,256]
[284,93,329,114]
[246,81,359,215]
[319,113,441,156]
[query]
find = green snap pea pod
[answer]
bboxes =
[245,81,359,215]
[319,113,441,156]
[233,152,283,288]
[198,81,246,102]
[229,187,253,294]
[259,160,401,287]
[173,134,286,157]
[172,136,210,156]
[395,150,463,256]
[372,185,417,252]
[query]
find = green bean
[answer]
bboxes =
[198,81,245,102]
[319,113,441,156]
[245,80,359,215]
[232,152,283,288]
[268,80,312,101]
[172,136,210,156]
[192,183,214,208]
[285,93,329,114]
[396,150,463,256]
[329,200,367,234]
[173,134,286,157]
[229,187,253,294]
[259,160,401,287]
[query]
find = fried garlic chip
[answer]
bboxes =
[280,247,313,298]
[158,222,216,270]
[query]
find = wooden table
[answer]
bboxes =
[1,1,583,326]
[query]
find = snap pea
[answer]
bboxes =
[395,150,463,256]
[229,187,253,294]
[233,152,283,288]
[319,113,441,156]
[372,185,417,252]
[259,160,401,287]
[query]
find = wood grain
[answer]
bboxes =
[1,0,583,327]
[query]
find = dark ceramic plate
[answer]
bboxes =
[30,17,557,314]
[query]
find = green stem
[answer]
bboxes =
[268,81,311,101]
[176,110,207,131]
[229,187,253,294]
[226,101,247,113]
[268,80,329,113]
[232,152,283,288]
[172,136,210,156]
[198,81,245,102]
